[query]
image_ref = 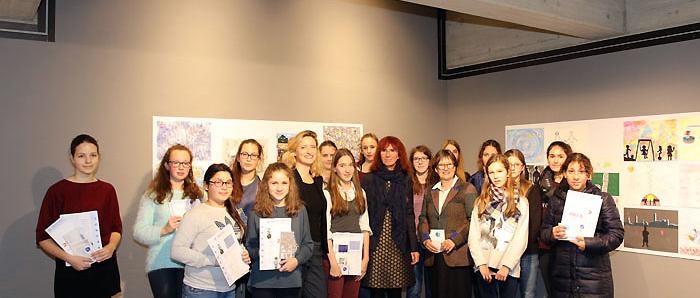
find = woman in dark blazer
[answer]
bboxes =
[418,149,478,297]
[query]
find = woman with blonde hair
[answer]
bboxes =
[281,130,328,298]
[468,154,529,297]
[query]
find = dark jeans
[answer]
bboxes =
[148,268,184,298]
[407,245,430,298]
[251,287,299,298]
[476,268,518,298]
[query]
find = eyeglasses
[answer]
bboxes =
[209,180,234,188]
[239,152,260,160]
[510,163,523,168]
[566,170,588,177]
[437,163,455,170]
[413,157,429,163]
[168,161,191,168]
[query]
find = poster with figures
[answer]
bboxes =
[153,116,362,184]
[506,111,700,261]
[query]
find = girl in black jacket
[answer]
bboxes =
[540,153,624,298]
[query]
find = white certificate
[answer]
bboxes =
[332,232,364,275]
[170,199,198,217]
[259,218,292,270]
[560,190,603,241]
[429,229,445,252]
[207,225,250,286]
[46,211,102,266]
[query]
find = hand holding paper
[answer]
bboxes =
[559,190,602,241]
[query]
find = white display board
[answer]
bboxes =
[152,116,363,185]
[506,112,700,260]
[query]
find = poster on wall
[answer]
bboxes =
[153,116,363,184]
[506,111,700,261]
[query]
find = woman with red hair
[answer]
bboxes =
[360,136,419,298]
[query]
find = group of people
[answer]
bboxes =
[35,132,624,298]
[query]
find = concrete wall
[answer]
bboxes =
[0,1,444,296]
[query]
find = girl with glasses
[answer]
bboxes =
[35,134,123,298]
[504,149,544,298]
[406,145,437,298]
[172,163,250,298]
[247,162,315,298]
[418,149,478,298]
[232,139,264,217]
[540,153,623,298]
[134,144,204,298]
[468,154,529,298]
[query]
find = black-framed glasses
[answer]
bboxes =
[209,180,234,188]
[168,161,191,168]
[239,152,260,160]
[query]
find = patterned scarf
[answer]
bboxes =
[484,184,521,222]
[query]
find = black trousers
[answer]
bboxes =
[252,287,300,298]
[300,242,327,298]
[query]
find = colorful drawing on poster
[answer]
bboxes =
[679,162,700,208]
[592,172,619,196]
[525,165,545,184]
[624,208,678,253]
[679,209,700,257]
[276,133,297,161]
[507,128,545,164]
[323,126,362,160]
[623,119,677,162]
[678,116,700,161]
[621,163,679,208]
[156,120,212,161]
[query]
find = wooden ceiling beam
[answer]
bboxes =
[402,0,625,39]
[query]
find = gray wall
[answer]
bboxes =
[447,38,700,298]
[0,1,444,297]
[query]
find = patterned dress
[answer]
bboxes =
[364,209,414,288]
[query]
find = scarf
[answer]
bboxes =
[366,163,411,253]
[484,184,521,223]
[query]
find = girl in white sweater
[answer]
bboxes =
[468,154,529,298]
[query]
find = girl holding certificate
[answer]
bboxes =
[504,149,544,298]
[246,162,315,298]
[172,163,249,298]
[134,144,204,298]
[418,149,478,298]
[323,148,372,298]
[361,136,419,298]
[281,130,328,297]
[468,154,529,298]
[540,153,623,298]
[35,134,123,298]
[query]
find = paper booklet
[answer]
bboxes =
[259,218,293,270]
[429,229,445,252]
[332,232,364,275]
[45,210,102,266]
[560,190,603,241]
[207,225,250,286]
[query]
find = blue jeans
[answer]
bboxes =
[518,253,546,298]
[476,268,518,298]
[183,284,235,298]
[407,246,430,298]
